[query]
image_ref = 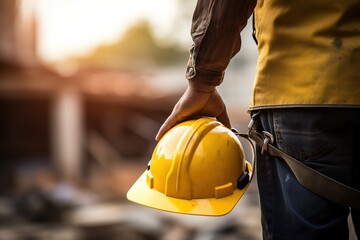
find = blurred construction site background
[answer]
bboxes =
[0,0,263,239]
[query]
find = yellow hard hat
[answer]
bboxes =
[127,117,252,216]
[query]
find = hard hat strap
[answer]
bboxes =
[237,164,250,190]
[231,128,257,191]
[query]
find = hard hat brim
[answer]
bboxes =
[126,163,252,217]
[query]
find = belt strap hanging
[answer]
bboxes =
[233,118,360,209]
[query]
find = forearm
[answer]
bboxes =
[186,0,256,88]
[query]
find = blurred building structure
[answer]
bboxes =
[0,1,268,240]
[0,0,178,195]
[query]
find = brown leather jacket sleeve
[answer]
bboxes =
[185,0,257,86]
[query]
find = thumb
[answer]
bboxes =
[217,108,231,129]
[155,114,178,141]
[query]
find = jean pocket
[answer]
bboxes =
[273,109,343,162]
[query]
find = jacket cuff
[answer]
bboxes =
[185,63,224,87]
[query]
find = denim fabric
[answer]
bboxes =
[256,108,360,240]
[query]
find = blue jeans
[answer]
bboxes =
[256,108,360,240]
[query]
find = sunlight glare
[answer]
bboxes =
[37,0,177,62]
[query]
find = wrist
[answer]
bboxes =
[188,80,216,93]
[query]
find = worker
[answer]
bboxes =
[155,0,360,239]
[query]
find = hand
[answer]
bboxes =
[155,83,231,141]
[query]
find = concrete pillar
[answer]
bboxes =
[51,88,83,182]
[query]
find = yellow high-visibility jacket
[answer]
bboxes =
[186,0,360,110]
[251,0,360,109]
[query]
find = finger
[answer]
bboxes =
[155,114,179,141]
[217,108,231,129]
